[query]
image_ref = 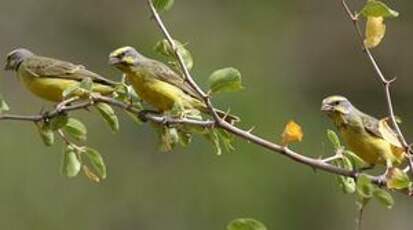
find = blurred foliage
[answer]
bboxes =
[0,0,413,229]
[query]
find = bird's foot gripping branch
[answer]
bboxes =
[0,0,413,228]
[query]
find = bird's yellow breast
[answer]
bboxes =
[126,72,195,112]
[18,70,113,102]
[340,126,391,165]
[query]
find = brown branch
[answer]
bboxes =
[341,0,413,177]
[0,0,409,196]
[0,95,370,182]
[147,0,222,122]
[0,96,215,128]
[145,0,411,194]
[0,100,93,123]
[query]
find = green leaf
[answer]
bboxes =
[337,175,356,194]
[127,85,141,102]
[360,0,399,18]
[205,130,222,156]
[357,174,374,199]
[82,147,106,180]
[356,175,374,208]
[49,114,69,131]
[125,111,143,125]
[227,218,267,230]
[95,103,119,132]
[208,67,244,94]
[341,156,354,171]
[37,123,55,146]
[79,77,93,91]
[373,188,394,209]
[0,95,10,113]
[158,127,179,152]
[154,39,194,71]
[153,0,175,12]
[344,150,368,169]
[217,129,235,152]
[333,156,356,194]
[63,118,87,141]
[326,129,341,149]
[62,146,81,178]
[386,168,412,190]
[178,130,192,147]
[176,45,193,71]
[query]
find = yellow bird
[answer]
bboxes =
[4,48,116,102]
[321,95,405,168]
[108,46,239,122]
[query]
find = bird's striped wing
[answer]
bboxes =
[145,59,202,100]
[23,56,116,86]
[362,115,403,148]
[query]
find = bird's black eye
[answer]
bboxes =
[333,101,340,106]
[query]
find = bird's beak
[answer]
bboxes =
[108,56,120,65]
[321,104,334,112]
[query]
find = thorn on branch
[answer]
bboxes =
[247,126,256,134]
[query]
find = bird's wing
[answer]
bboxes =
[362,115,403,148]
[145,59,202,100]
[23,56,116,86]
[377,118,404,149]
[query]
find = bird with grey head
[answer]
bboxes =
[108,46,145,72]
[320,95,366,128]
[4,48,34,71]
[320,95,406,168]
[321,95,353,115]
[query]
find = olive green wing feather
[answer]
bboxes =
[361,114,381,137]
[361,114,403,148]
[23,56,116,86]
[143,59,202,100]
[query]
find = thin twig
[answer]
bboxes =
[57,129,71,146]
[0,96,215,127]
[1,96,363,179]
[147,0,222,122]
[341,0,413,177]
[356,205,365,230]
[145,0,409,192]
[0,0,410,197]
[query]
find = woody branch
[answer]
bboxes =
[341,0,413,177]
[146,0,412,196]
[0,0,410,197]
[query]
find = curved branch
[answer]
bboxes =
[341,0,413,177]
[145,0,407,193]
[0,96,215,128]
[0,0,409,197]
[0,94,367,182]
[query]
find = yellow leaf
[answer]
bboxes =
[364,16,386,48]
[281,120,304,146]
[386,167,412,190]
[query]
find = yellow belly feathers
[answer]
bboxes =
[126,73,200,112]
[18,71,113,102]
[340,126,390,165]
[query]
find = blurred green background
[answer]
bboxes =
[0,0,412,229]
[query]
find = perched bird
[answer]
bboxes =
[108,46,239,122]
[4,48,116,102]
[321,95,405,167]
